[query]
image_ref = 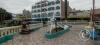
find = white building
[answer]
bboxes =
[31,0,70,20]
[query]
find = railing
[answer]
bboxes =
[0,26,22,38]
[0,23,42,44]
[0,26,22,44]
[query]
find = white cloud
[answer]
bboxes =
[68,0,100,10]
[0,0,100,13]
[0,0,38,14]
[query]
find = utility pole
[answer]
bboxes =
[92,0,95,27]
[65,0,68,20]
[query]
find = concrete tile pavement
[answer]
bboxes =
[1,24,100,45]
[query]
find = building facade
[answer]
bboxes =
[31,0,70,20]
[67,10,91,21]
[23,9,32,19]
[94,9,100,21]
[65,0,72,19]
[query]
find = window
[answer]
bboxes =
[56,12,60,16]
[56,6,60,9]
[48,8,51,11]
[48,12,53,17]
[35,14,40,18]
[37,5,41,8]
[51,7,55,10]
[38,10,41,12]
[32,6,36,9]
[41,9,45,12]
[37,14,40,18]
[35,10,40,13]
[56,0,60,4]
[34,10,36,13]
[42,13,47,17]
[44,8,47,11]
[36,15,38,17]
[51,1,55,5]
[48,1,55,6]
[41,4,47,7]
[48,7,55,11]
[48,2,52,6]
[41,8,47,12]
[33,14,37,18]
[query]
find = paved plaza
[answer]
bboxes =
[1,24,100,45]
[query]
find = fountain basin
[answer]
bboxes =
[0,35,13,44]
[45,27,70,39]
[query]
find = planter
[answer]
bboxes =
[0,35,13,44]
[45,27,70,39]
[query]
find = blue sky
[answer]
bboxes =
[0,0,100,14]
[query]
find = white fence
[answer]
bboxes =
[0,26,22,38]
[0,23,42,38]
